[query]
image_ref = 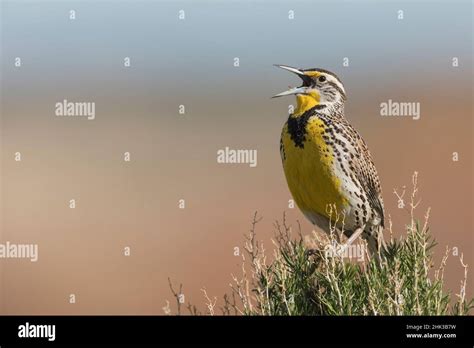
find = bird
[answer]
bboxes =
[273,65,385,258]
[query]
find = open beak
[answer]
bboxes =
[272,65,312,98]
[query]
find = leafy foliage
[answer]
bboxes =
[168,173,473,316]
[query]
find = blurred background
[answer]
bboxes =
[0,0,472,314]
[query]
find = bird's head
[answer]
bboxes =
[273,65,346,115]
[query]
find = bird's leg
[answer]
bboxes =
[346,226,365,246]
[337,225,365,257]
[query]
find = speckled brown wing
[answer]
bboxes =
[351,128,385,228]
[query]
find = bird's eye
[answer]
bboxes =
[318,76,327,83]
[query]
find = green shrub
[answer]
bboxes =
[168,173,472,316]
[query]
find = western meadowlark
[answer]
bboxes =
[274,65,385,256]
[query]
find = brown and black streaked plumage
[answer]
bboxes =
[274,65,385,256]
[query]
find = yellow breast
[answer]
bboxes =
[281,116,348,220]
